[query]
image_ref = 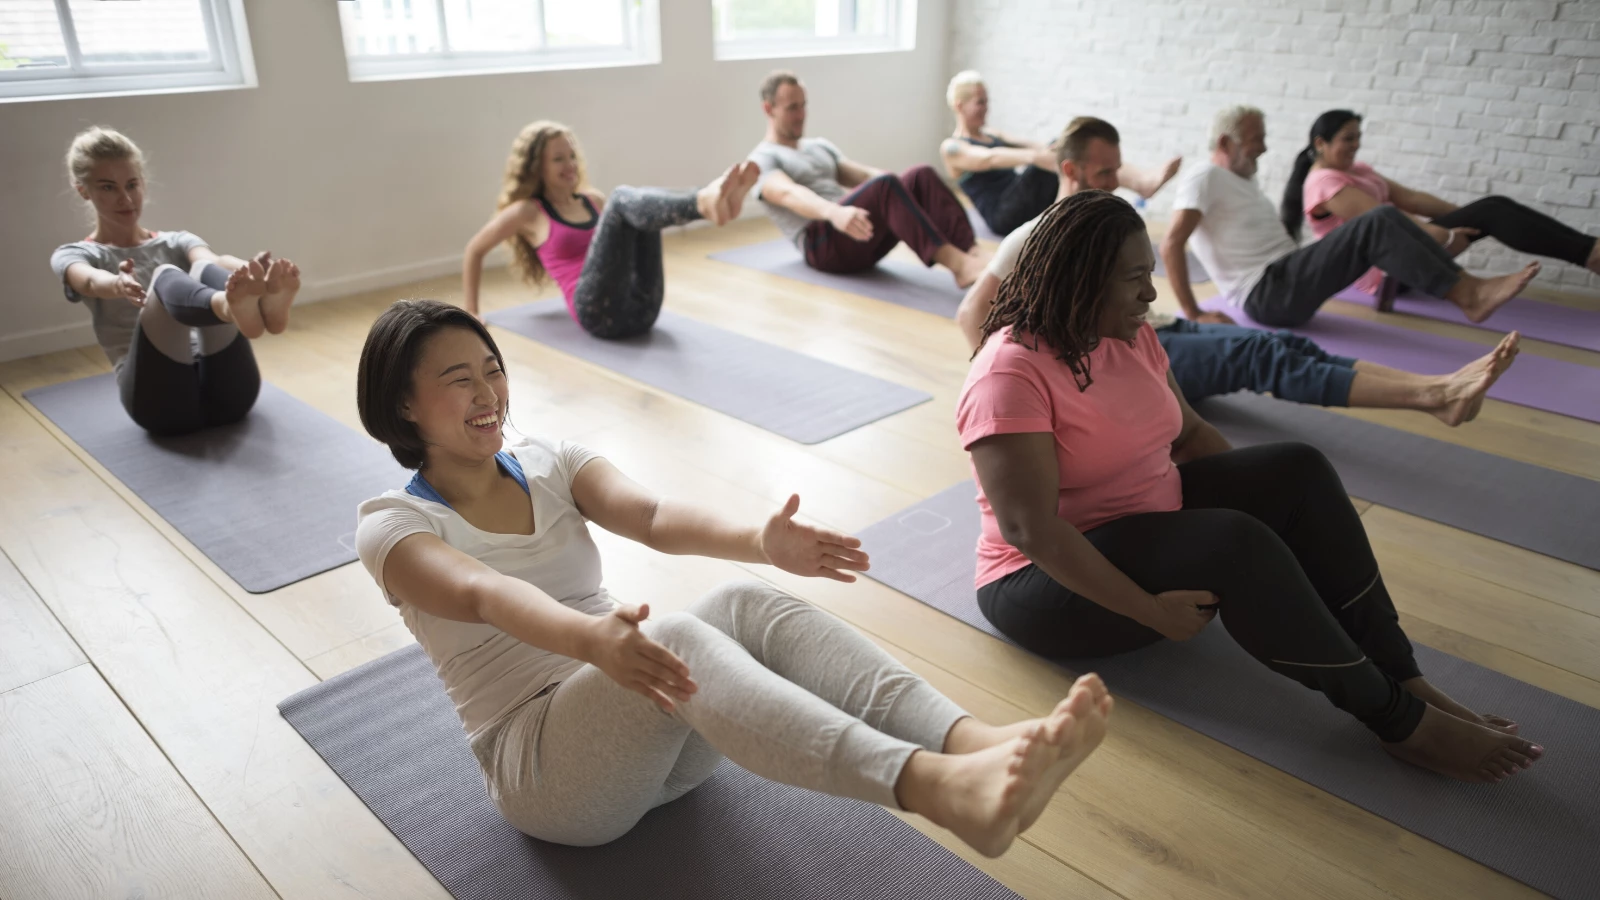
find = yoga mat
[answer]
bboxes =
[279,644,1021,900]
[967,205,1002,243]
[1336,285,1600,353]
[857,482,1600,900]
[1199,296,1600,424]
[23,375,405,593]
[485,301,929,444]
[708,239,965,317]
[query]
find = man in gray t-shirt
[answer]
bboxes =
[747,71,991,288]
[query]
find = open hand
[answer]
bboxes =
[1146,589,1218,641]
[759,494,871,582]
[590,603,697,712]
[830,205,874,242]
[114,258,147,306]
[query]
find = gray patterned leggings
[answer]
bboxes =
[472,580,970,846]
[573,186,702,339]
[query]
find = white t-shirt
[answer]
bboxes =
[986,212,1176,329]
[1171,162,1299,304]
[354,436,617,739]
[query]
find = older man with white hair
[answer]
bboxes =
[1160,106,1537,328]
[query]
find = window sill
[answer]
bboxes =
[0,72,257,105]
[345,49,660,84]
[712,38,911,63]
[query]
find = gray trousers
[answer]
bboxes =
[1245,205,1463,328]
[573,186,702,340]
[473,580,970,847]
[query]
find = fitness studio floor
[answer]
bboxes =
[3,216,1597,899]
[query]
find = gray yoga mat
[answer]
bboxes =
[708,239,966,318]
[1199,390,1600,570]
[485,301,929,444]
[279,644,1021,900]
[23,375,405,593]
[857,481,1600,900]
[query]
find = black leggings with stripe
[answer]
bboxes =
[977,442,1426,743]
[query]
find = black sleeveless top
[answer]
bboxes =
[955,134,1021,220]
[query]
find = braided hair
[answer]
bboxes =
[976,190,1146,392]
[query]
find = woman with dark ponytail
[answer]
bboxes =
[1283,109,1600,297]
[960,189,1543,785]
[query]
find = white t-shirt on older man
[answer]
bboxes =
[354,436,616,739]
[1171,162,1299,304]
[986,212,1176,328]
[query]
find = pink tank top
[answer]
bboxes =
[533,196,597,319]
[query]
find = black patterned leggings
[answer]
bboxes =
[573,186,703,340]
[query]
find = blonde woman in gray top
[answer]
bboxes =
[353,299,1113,856]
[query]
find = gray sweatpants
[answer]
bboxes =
[472,580,970,847]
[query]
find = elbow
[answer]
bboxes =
[995,515,1045,558]
[460,569,501,624]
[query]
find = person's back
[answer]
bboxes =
[749,137,848,247]
[1172,161,1298,302]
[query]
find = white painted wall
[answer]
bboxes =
[948,0,1600,298]
[0,0,951,361]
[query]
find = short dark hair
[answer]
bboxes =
[760,69,801,105]
[358,299,508,470]
[1055,117,1121,167]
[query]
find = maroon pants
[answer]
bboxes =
[802,165,976,274]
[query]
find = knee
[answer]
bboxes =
[1203,509,1288,565]
[1363,205,1408,226]
[688,578,797,631]
[902,164,939,183]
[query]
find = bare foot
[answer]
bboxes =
[260,257,300,335]
[942,674,1113,755]
[1430,331,1520,426]
[1403,676,1518,734]
[1383,704,1541,782]
[1455,262,1539,323]
[952,249,991,289]
[223,260,268,339]
[916,725,1058,857]
[721,161,760,222]
[1018,675,1113,832]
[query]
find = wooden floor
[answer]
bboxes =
[3,217,1597,899]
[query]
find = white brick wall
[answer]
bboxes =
[948,0,1600,297]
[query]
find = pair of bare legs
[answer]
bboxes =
[1348,331,1521,426]
[895,673,1113,857]
[209,251,301,339]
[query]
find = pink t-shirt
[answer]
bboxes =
[956,323,1183,588]
[1303,162,1391,295]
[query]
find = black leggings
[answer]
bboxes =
[979,166,1058,237]
[977,442,1426,743]
[1432,194,1597,267]
[572,186,702,340]
[119,262,260,436]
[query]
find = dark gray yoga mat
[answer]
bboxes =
[486,301,929,444]
[857,482,1600,900]
[708,239,966,317]
[23,375,405,593]
[1199,391,1600,570]
[279,644,1021,900]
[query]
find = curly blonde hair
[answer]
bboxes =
[497,121,590,286]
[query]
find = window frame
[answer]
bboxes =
[711,0,915,62]
[338,0,661,85]
[0,0,257,104]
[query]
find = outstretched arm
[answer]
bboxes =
[957,271,1001,353]
[1119,157,1182,198]
[1320,185,1462,251]
[461,200,542,316]
[571,458,870,583]
[835,157,885,189]
[188,246,251,271]
[1386,178,1458,219]
[759,169,874,241]
[1158,208,1223,321]
[941,139,1054,175]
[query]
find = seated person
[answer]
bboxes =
[750,70,991,289]
[956,118,1520,427]
[1161,106,1538,328]
[463,120,760,339]
[51,126,300,436]
[940,71,1179,237]
[1283,108,1600,298]
[960,189,1543,784]
[352,299,1113,856]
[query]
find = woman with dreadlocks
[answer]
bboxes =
[955,190,1544,784]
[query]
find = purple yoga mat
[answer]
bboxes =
[1198,297,1600,424]
[1335,285,1600,353]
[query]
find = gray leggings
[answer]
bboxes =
[573,186,702,340]
[472,580,969,847]
[120,261,260,436]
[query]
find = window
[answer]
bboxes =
[712,0,913,61]
[0,0,255,103]
[337,0,659,83]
